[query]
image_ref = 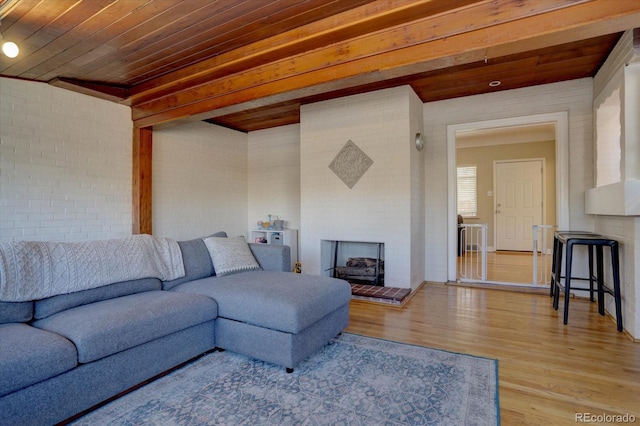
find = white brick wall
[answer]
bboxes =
[593,217,638,337]
[591,30,639,337]
[3,74,637,337]
[0,78,132,242]
[300,86,420,288]
[153,122,248,240]
[593,30,633,99]
[409,90,425,289]
[423,78,595,283]
[248,124,301,234]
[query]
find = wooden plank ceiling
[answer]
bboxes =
[1,0,638,132]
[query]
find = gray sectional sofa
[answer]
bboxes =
[0,233,351,426]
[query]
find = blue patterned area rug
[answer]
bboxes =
[71,333,499,425]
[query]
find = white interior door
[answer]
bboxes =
[495,159,543,251]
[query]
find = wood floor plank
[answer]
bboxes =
[346,282,640,425]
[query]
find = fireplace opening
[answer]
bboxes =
[321,240,384,286]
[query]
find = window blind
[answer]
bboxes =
[457,165,477,217]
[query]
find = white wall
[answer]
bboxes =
[0,78,132,242]
[591,218,638,337]
[409,90,425,289]
[3,72,637,337]
[153,121,248,240]
[300,86,421,289]
[591,29,639,337]
[0,78,250,244]
[247,124,301,235]
[423,78,595,283]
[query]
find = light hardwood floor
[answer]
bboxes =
[458,250,553,286]
[346,282,640,425]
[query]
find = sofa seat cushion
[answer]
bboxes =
[172,271,351,334]
[0,323,77,397]
[32,291,217,364]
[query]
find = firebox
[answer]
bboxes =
[321,240,384,286]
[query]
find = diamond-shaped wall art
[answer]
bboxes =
[328,140,373,189]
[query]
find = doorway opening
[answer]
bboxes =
[448,112,569,287]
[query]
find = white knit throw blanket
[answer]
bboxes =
[0,235,185,302]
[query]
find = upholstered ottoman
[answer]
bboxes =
[171,271,352,371]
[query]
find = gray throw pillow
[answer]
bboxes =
[162,231,227,290]
[203,236,261,277]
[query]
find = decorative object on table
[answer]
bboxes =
[294,261,302,273]
[258,215,283,230]
[70,333,499,425]
[329,140,373,189]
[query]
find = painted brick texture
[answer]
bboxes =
[300,87,417,288]
[153,122,248,240]
[424,78,595,283]
[248,124,301,234]
[2,73,637,338]
[0,78,132,242]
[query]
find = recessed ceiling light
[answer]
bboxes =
[0,20,20,58]
[2,41,19,58]
[489,80,501,87]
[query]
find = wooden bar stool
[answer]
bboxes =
[552,232,623,332]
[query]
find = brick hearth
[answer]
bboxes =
[349,283,411,305]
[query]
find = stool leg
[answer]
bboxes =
[563,242,573,325]
[553,240,563,310]
[610,242,623,332]
[550,236,559,297]
[588,246,595,302]
[596,245,605,316]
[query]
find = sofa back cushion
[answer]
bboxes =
[162,232,227,290]
[0,301,33,324]
[34,278,161,320]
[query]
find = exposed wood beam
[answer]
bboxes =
[132,127,152,235]
[130,0,640,129]
[48,77,128,103]
[125,0,481,106]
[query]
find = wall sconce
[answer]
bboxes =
[415,132,424,151]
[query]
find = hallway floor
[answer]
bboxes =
[457,250,552,287]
